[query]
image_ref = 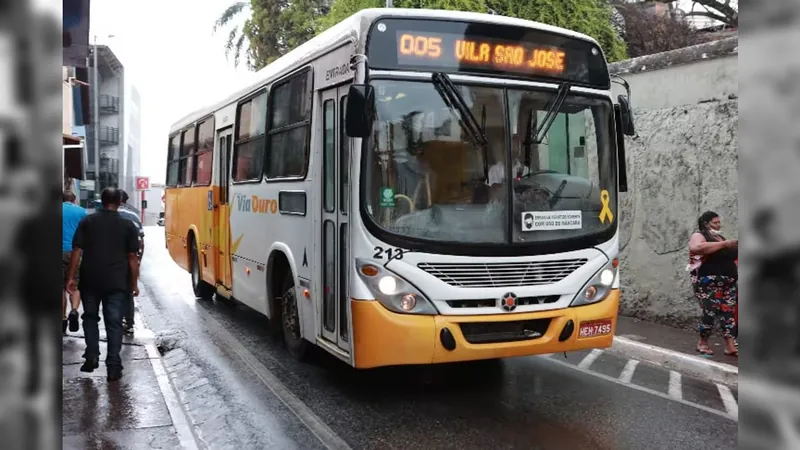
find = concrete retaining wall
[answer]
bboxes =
[609,37,738,329]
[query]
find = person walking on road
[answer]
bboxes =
[66,188,140,381]
[62,191,86,334]
[119,189,144,333]
[688,211,738,357]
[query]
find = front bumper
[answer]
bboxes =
[351,289,620,369]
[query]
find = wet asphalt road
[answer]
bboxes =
[138,227,737,450]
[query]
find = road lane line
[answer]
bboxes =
[619,359,639,383]
[668,371,682,401]
[717,384,738,419]
[543,355,737,422]
[578,349,603,370]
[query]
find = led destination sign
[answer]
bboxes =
[367,19,610,88]
[398,33,568,75]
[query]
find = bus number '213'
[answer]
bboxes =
[373,246,408,260]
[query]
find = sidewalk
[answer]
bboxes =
[609,315,739,387]
[62,304,198,450]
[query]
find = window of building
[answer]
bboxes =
[166,135,179,186]
[233,91,267,182]
[195,118,214,185]
[179,128,196,186]
[266,70,312,179]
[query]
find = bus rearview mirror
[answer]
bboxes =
[345,84,375,138]
[617,95,635,136]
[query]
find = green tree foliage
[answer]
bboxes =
[214,0,330,70]
[484,0,627,61]
[218,0,627,70]
[319,0,489,31]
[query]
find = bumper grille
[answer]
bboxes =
[446,295,560,309]
[459,319,552,344]
[419,259,587,288]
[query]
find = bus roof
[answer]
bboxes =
[169,8,602,134]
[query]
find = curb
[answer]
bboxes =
[134,309,201,450]
[608,336,738,388]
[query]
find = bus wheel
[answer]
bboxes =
[190,242,214,300]
[280,274,308,360]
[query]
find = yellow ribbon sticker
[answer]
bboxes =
[599,190,614,224]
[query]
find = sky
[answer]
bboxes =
[87,0,254,184]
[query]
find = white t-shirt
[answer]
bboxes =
[487,161,530,185]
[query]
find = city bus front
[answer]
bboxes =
[345,15,633,369]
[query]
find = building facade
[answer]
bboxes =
[78,44,141,207]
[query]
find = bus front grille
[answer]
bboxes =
[418,259,587,288]
[446,295,560,309]
[458,319,552,344]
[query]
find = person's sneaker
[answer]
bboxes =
[68,309,79,332]
[107,367,123,382]
[62,320,68,335]
[123,323,134,334]
[80,358,99,373]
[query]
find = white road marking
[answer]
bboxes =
[668,371,683,401]
[619,359,639,383]
[578,349,603,370]
[716,384,738,419]
[543,355,737,422]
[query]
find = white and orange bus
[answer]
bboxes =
[164,8,635,368]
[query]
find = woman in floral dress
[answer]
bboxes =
[688,211,739,357]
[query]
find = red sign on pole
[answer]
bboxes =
[135,176,150,191]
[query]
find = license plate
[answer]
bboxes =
[578,319,613,338]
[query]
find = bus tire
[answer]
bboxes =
[280,273,308,360]
[190,238,214,300]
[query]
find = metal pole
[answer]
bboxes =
[385,0,392,7]
[93,35,100,195]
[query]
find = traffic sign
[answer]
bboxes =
[135,176,150,191]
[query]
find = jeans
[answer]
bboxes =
[82,291,126,369]
[124,293,135,325]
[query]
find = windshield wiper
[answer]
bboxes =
[525,82,571,146]
[431,72,489,178]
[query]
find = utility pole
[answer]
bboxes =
[386,0,392,7]
[92,34,100,196]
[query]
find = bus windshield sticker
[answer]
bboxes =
[379,187,395,207]
[598,190,614,224]
[521,211,582,232]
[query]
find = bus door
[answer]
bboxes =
[319,86,351,352]
[215,126,234,289]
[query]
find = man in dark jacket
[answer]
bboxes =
[66,187,140,381]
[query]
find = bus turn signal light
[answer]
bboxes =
[360,264,379,277]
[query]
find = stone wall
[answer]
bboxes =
[609,37,738,329]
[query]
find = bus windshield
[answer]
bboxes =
[362,79,617,248]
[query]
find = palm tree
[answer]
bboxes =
[213,2,253,69]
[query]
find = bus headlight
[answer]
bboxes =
[356,258,438,315]
[571,258,618,307]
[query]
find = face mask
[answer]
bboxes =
[709,228,721,235]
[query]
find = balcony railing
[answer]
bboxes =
[99,94,120,114]
[98,126,119,146]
